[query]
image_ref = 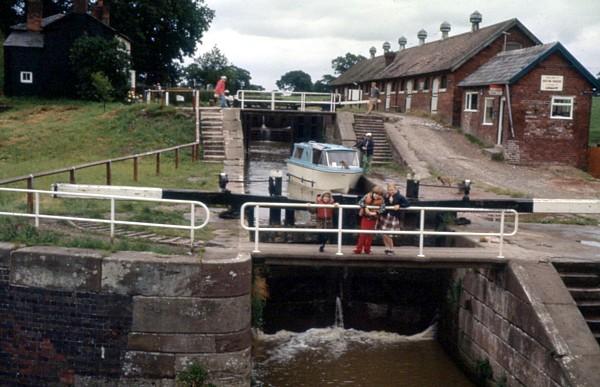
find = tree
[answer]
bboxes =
[276,70,312,92]
[183,46,260,93]
[90,71,114,111]
[331,53,367,75]
[110,0,214,84]
[70,36,131,100]
[313,74,336,92]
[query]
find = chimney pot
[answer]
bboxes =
[26,0,43,32]
[470,11,482,32]
[398,36,407,50]
[382,41,391,53]
[417,29,427,45]
[369,46,377,58]
[74,0,88,14]
[440,21,451,39]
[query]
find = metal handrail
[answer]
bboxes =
[240,202,519,258]
[236,90,342,112]
[0,187,210,251]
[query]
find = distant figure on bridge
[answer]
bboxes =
[215,75,227,108]
[315,191,337,252]
[354,186,384,255]
[354,132,374,173]
[366,81,380,114]
[380,183,410,255]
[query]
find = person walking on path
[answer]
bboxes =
[380,183,410,255]
[215,75,227,108]
[366,81,380,114]
[315,191,337,252]
[354,133,374,173]
[353,186,384,254]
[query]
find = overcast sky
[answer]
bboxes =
[193,0,600,90]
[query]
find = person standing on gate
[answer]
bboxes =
[215,75,227,108]
[315,191,337,252]
[366,81,380,114]
[380,183,410,255]
[354,132,374,173]
[354,186,384,255]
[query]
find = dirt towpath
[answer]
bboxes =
[381,114,600,200]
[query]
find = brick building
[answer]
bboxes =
[331,12,599,167]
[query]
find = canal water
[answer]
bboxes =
[246,139,474,386]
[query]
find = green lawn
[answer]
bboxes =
[590,96,600,145]
[0,98,221,251]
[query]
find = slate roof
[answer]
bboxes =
[459,42,600,88]
[330,18,541,86]
[3,31,44,48]
[10,14,65,31]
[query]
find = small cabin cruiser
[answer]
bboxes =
[286,142,363,193]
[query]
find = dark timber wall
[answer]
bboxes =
[0,243,252,387]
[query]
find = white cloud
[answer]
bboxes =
[195,0,600,89]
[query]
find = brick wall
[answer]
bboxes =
[440,262,600,387]
[0,244,252,387]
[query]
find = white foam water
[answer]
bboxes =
[254,323,437,364]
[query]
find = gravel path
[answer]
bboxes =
[383,114,600,199]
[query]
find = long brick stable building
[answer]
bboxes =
[331,12,599,167]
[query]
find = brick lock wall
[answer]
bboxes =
[509,53,592,168]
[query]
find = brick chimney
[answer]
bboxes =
[93,0,110,25]
[73,0,88,14]
[26,0,43,32]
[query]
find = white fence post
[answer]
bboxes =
[418,209,425,257]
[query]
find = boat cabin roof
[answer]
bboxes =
[295,141,355,152]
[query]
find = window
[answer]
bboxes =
[440,75,448,90]
[417,79,424,91]
[423,77,430,91]
[313,149,323,164]
[20,71,33,84]
[327,151,360,168]
[550,96,574,119]
[293,147,304,159]
[400,79,405,92]
[483,97,494,125]
[465,92,479,111]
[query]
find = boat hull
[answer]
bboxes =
[286,162,362,194]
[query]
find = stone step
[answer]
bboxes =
[578,300,600,315]
[553,262,600,273]
[570,288,600,300]
[560,273,600,288]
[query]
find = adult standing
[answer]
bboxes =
[215,75,227,108]
[380,183,410,255]
[366,81,380,114]
[354,133,374,173]
[353,186,384,254]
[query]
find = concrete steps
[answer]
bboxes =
[554,262,600,345]
[200,109,225,161]
[353,114,393,165]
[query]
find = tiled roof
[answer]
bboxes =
[459,42,600,88]
[11,14,65,31]
[331,18,540,86]
[3,31,44,48]
[458,43,556,86]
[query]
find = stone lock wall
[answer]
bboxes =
[440,261,600,387]
[0,243,252,387]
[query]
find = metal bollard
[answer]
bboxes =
[406,178,420,199]
[269,170,283,225]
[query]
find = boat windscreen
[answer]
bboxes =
[326,150,359,168]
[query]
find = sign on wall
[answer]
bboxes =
[489,84,503,96]
[540,75,564,91]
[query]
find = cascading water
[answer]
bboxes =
[334,296,344,328]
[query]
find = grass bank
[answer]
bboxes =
[0,98,221,251]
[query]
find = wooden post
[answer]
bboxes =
[69,168,76,184]
[27,176,34,213]
[156,153,160,175]
[106,161,112,185]
[133,157,139,182]
[175,148,179,169]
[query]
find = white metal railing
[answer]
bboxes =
[236,90,342,112]
[240,202,519,258]
[0,187,210,251]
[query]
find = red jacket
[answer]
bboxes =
[316,196,335,219]
[215,79,226,95]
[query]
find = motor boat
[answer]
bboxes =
[285,141,363,194]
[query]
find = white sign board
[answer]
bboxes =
[541,75,563,91]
